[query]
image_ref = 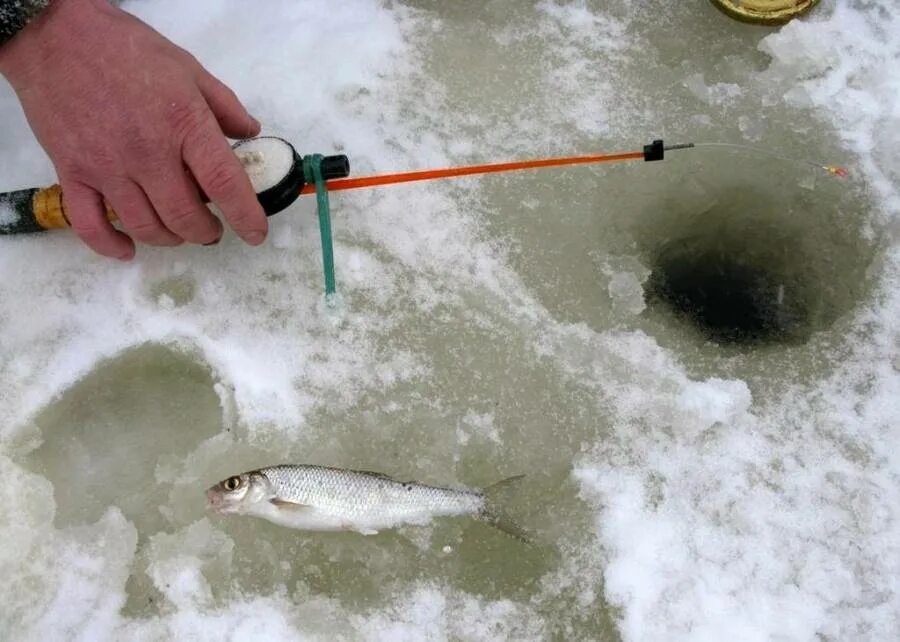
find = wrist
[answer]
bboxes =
[0,0,102,83]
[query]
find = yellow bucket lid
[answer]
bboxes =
[709,0,820,25]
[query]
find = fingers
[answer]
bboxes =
[143,164,224,245]
[62,70,262,255]
[61,179,135,260]
[102,177,182,247]
[196,70,260,140]
[182,115,267,245]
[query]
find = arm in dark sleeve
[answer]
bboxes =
[1,1,51,48]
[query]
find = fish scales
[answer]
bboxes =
[261,464,482,521]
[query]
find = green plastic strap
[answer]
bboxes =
[303,154,336,296]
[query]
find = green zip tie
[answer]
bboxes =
[303,154,336,297]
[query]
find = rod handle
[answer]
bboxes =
[0,185,115,235]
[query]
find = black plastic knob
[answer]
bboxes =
[321,155,350,180]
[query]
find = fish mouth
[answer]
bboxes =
[206,488,236,514]
[208,502,239,515]
[209,504,235,515]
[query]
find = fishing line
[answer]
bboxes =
[692,142,849,177]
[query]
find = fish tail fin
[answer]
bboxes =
[478,474,533,544]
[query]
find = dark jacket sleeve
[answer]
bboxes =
[1,1,51,48]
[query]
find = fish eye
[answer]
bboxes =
[223,476,242,491]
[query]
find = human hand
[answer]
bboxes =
[0,0,267,259]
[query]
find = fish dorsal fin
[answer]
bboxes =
[270,498,311,510]
[352,469,395,481]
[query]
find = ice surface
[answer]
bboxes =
[1,0,899,640]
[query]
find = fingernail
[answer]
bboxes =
[203,237,221,246]
[245,231,265,246]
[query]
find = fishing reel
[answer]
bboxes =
[232,136,349,216]
[0,137,350,235]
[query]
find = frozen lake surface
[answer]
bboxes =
[1,1,898,640]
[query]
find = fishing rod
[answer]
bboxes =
[0,136,847,295]
[0,137,847,234]
[0,138,673,235]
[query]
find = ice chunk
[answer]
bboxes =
[607,271,647,316]
[599,256,651,316]
[683,72,710,103]
[143,519,234,610]
[676,378,753,434]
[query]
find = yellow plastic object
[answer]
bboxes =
[32,184,69,230]
[32,184,117,230]
[709,0,820,25]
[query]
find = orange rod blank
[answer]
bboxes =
[299,150,646,195]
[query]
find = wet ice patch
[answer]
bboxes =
[0,456,137,640]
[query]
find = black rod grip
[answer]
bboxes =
[0,188,46,235]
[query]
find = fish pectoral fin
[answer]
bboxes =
[270,498,312,511]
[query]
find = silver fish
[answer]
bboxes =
[206,464,529,541]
